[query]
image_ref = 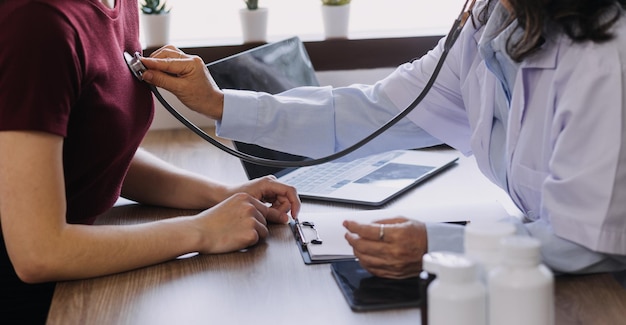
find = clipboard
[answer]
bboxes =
[289,200,512,265]
[289,220,356,265]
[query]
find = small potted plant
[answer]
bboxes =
[140,0,171,48]
[321,0,351,39]
[243,0,259,10]
[239,0,269,43]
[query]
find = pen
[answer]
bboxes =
[445,220,471,226]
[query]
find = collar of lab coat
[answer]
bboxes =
[472,16,560,72]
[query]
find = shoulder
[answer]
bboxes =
[521,5,626,72]
[0,0,107,33]
[555,13,626,70]
[522,13,626,91]
[0,1,83,77]
[0,1,79,45]
[0,1,84,125]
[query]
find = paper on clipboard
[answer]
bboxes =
[292,200,511,264]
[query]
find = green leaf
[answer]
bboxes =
[244,0,259,10]
[140,0,170,14]
[321,0,351,5]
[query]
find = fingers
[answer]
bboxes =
[344,232,410,278]
[358,252,417,279]
[343,218,426,279]
[244,175,301,222]
[196,193,272,254]
[138,62,180,90]
[137,48,222,118]
[251,218,269,241]
[343,219,377,241]
[247,195,270,227]
[344,231,387,256]
[141,48,191,75]
[238,194,273,241]
[140,48,202,89]
[343,218,409,242]
[264,195,293,223]
[148,45,184,58]
[265,186,301,221]
[230,195,269,244]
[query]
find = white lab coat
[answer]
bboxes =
[384,15,626,257]
[218,4,626,272]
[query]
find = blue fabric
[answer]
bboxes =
[477,3,521,189]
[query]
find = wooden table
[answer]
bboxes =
[47,128,626,324]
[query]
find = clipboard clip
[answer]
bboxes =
[294,220,323,247]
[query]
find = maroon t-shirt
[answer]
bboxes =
[0,0,154,224]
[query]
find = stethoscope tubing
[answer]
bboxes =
[148,0,471,168]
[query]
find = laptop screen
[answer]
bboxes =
[206,37,316,178]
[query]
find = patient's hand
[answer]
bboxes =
[226,175,301,224]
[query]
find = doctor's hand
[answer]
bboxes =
[140,45,225,120]
[343,217,428,279]
[225,175,301,224]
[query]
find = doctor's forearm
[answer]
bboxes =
[218,86,440,160]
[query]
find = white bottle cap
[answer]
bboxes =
[423,251,476,283]
[423,251,454,274]
[464,221,516,252]
[500,236,541,266]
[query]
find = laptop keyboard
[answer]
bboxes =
[281,151,401,194]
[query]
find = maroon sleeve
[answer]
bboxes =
[0,2,80,136]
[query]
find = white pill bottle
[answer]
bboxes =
[464,221,516,283]
[424,252,487,325]
[488,236,554,325]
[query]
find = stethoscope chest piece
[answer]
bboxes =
[124,51,148,81]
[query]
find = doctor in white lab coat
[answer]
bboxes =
[141,0,626,278]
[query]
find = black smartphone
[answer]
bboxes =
[330,260,424,311]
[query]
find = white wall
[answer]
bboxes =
[149,67,395,130]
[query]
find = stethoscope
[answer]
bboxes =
[124,0,476,168]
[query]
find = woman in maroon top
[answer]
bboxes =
[0,0,300,323]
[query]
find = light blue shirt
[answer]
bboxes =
[217,2,626,274]
[477,1,520,190]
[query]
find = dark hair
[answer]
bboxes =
[479,0,626,61]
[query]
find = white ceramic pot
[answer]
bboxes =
[239,7,269,43]
[141,13,171,48]
[321,4,350,39]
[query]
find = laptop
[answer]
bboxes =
[206,37,458,206]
